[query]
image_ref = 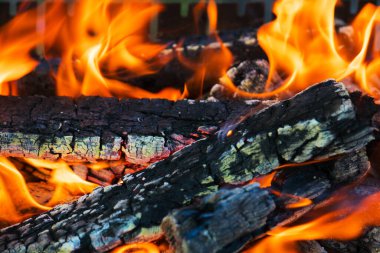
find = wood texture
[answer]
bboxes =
[161,149,369,253]
[0,97,255,164]
[0,81,375,252]
[161,184,275,253]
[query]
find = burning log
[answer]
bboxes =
[161,149,369,253]
[0,96,255,164]
[161,184,276,253]
[0,80,375,252]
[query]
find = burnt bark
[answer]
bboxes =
[0,80,375,252]
[161,150,369,253]
[0,96,254,164]
[161,184,276,253]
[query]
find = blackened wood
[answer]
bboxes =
[297,241,327,253]
[0,96,255,164]
[0,81,374,252]
[161,184,275,253]
[161,150,369,253]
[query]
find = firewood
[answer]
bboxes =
[0,80,374,252]
[161,150,369,253]
[0,97,255,164]
[161,184,276,253]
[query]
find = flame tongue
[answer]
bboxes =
[222,1,380,99]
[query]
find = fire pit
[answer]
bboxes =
[0,0,379,252]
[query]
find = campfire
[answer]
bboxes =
[0,0,380,252]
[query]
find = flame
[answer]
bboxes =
[178,0,233,97]
[24,158,98,206]
[0,157,49,225]
[250,171,276,188]
[0,0,187,100]
[112,242,160,253]
[0,1,64,95]
[247,189,380,253]
[53,0,183,99]
[223,1,380,99]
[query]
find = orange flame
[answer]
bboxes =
[24,158,98,206]
[0,157,49,225]
[247,189,380,253]
[0,0,187,100]
[53,0,183,99]
[112,242,160,253]
[224,1,380,99]
[250,171,276,188]
[178,0,233,97]
[0,1,64,95]
[0,157,99,225]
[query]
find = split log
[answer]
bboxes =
[161,149,369,253]
[0,96,255,164]
[161,184,276,253]
[0,80,375,252]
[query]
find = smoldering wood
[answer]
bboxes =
[161,184,275,253]
[0,96,255,164]
[161,150,370,253]
[0,81,375,252]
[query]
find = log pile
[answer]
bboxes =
[0,80,379,253]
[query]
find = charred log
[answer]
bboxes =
[161,184,276,253]
[0,80,375,252]
[0,96,255,164]
[161,150,369,253]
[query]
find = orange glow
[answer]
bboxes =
[207,0,218,35]
[177,0,233,97]
[112,242,160,253]
[0,157,49,225]
[250,172,276,188]
[223,1,380,99]
[271,189,313,209]
[53,0,183,99]
[24,158,98,206]
[247,190,380,253]
[0,0,187,100]
[0,1,64,95]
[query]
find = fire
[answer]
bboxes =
[24,158,98,206]
[0,157,49,225]
[53,0,181,99]
[247,188,380,253]
[222,1,380,99]
[177,0,233,97]
[112,242,161,253]
[0,1,64,95]
[0,157,98,226]
[250,171,276,188]
[0,0,185,99]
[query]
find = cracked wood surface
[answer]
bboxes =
[0,80,375,252]
[161,149,369,253]
[0,97,255,164]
